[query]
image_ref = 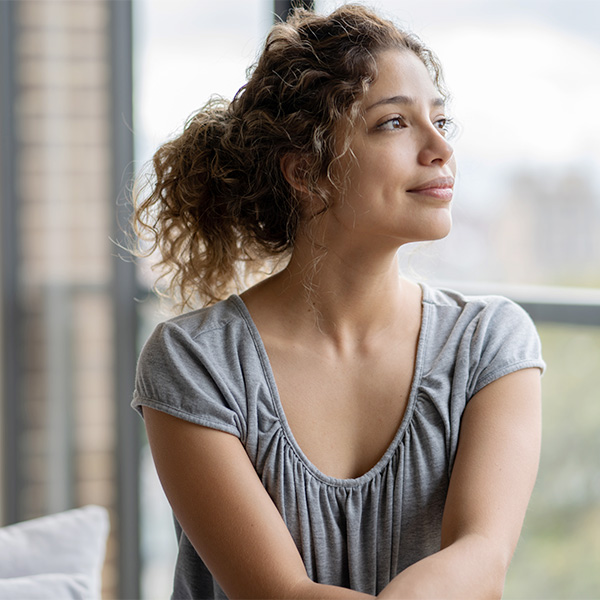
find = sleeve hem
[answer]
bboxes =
[131,395,242,439]
[471,359,546,398]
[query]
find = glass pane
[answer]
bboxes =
[134,1,600,598]
[134,0,273,166]
[506,323,600,598]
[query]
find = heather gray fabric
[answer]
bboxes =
[132,283,545,599]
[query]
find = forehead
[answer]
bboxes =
[364,49,443,110]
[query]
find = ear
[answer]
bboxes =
[280,153,309,194]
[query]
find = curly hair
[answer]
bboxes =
[132,4,447,310]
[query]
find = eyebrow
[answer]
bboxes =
[366,95,445,111]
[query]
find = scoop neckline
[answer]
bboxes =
[229,283,431,488]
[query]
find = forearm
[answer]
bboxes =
[378,534,507,600]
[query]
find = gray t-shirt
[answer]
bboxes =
[132,283,545,599]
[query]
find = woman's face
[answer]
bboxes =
[323,48,456,250]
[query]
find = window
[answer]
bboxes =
[133,1,600,597]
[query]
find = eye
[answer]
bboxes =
[377,116,406,131]
[433,116,456,137]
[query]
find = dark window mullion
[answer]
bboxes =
[0,0,24,527]
[109,1,140,598]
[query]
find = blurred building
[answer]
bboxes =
[495,169,600,287]
[1,1,138,598]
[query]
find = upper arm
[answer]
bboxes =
[143,407,311,599]
[441,367,542,565]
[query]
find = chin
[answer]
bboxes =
[413,215,453,243]
[431,225,452,242]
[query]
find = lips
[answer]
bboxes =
[407,176,455,200]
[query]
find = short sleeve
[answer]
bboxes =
[132,319,245,439]
[466,297,546,398]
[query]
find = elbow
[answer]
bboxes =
[452,533,513,599]
[489,569,507,600]
[476,537,512,600]
[494,555,513,600]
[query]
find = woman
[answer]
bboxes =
[132,5,545,598]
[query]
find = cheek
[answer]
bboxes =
[350,151,403,193]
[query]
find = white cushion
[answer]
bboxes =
[0,573,89,599]
[0,505,109,600]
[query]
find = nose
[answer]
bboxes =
[417,126,454,166]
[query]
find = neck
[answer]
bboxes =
[261,241,414,345]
